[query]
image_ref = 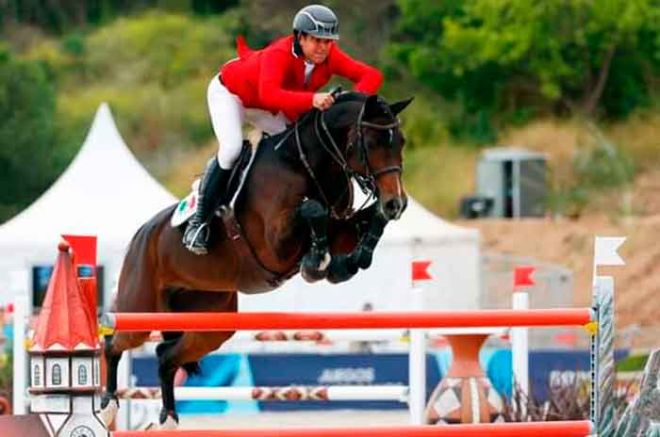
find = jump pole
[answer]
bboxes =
[115,385,408,402]
[511,266,535,415]
[590,235,625,437]
[111,420,594,437]
[100,308,594,333]
[408,260,432,425]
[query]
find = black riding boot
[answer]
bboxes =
[182,158,232,255]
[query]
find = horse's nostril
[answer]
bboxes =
[384,199,402,217]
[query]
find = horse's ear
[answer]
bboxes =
[389,97,414,115]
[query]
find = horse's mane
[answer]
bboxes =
[262,91,386,149]
[333,91,368,104]
[325,91,394,127]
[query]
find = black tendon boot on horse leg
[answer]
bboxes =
[99,336,122,426]
[298,199,331,282]
[327,206,389,284]
[182,157,232,255]
[154,338,181,429]
[350,208,388,270]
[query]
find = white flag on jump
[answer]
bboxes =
[594,236,626,267]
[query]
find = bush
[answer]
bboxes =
[547,124,635,218]
[0,45,60,223]
[0,349,12,412]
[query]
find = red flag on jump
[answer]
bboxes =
[412,260,432,282]
[62,235,97,267]
[514,266,535,288]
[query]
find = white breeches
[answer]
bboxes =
[207,74,289,170]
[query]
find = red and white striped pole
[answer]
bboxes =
[409,260,432,425]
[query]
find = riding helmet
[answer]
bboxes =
[292,4,339,40]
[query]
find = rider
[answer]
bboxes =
[183,4,384,255]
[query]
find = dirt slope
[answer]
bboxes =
[457,170,660,348]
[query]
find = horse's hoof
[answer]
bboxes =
[301,251,331,283]
[301,266,327,283]
[158,409,179,430]
[318,252,331,271]
[98,397,119,426]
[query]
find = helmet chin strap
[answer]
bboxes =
[292,33,304,57]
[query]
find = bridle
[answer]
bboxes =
[294,98,402,220]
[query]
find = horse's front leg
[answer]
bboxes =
[298,199,331,283]
[326,204,388,284]
[348,206,388,270]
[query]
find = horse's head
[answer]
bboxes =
[343,94,413,221]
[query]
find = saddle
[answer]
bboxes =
[171,136,296,292]
[170,140,255,227]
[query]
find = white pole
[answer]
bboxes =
[12,295,28,415]
[116,348,132,429]
[408,285,426,425]
[511,291,529,414]
[116,385,409,402]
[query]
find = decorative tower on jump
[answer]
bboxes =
[28,240,107,436]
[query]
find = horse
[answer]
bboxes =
[99,91,413,428]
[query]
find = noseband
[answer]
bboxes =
[294,99,401,220]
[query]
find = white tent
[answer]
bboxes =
[0,103,177,306]
[0,102,482,311]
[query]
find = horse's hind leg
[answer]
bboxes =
[155,290,237,428]
[155,329,236,428]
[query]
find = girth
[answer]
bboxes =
[220,207,298,294]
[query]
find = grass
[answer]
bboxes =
[403,145,479,219]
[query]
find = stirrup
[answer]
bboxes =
[184,222,210,255]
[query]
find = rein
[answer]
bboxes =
[294,99,401,220]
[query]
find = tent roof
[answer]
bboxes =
[384,197,479,244]
[0,103,177,245]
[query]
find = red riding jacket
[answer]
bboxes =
[220,35,383,122]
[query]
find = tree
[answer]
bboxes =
[389,0,659,138]
[0,46,57,222]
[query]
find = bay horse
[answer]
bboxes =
[100,91,412,428]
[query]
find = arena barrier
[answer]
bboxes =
[98,275,615,436]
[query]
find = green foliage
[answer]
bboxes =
[0,46,62,222]
[22,10,244,166]
[390,0,659,141]
[84,12,234,89]
[0,349,12,406]
[616,354,648,372]
[1,3,658,219]
[0,1,239,34]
